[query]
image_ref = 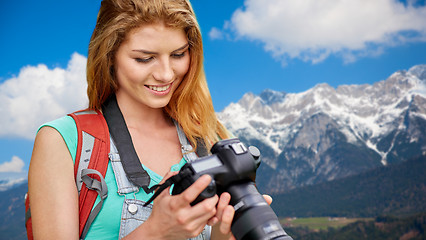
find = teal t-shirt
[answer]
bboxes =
[41,116,188,239]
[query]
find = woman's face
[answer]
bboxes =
[114,22,190,109]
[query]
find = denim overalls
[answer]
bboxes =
[108,122,211,239]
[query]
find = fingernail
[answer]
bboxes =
[201,174,212,182]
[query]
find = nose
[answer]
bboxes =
[153,58,174,82]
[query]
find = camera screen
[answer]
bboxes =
[192,155,223,172]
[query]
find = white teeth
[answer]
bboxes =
[148,84,170,92]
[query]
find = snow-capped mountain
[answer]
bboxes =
[0,172,28,191]
[218,65,426,194]
[0,178,27,191]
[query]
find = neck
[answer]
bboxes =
[115,92,173,129]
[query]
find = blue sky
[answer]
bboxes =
[0,0,425,179]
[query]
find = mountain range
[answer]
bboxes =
[272,154,426,218]
[0,182,27,240]
[1,64,425,239]
[218,64,426,194]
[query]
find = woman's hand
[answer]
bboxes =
[210,192,236,240]
[124,173,218,240]
[210,193,273,240]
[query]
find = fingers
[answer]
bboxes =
[175,175,213,207]
[208,192,230,226]
[173,175,217,208]
[219,205,235,234]
[191,193,218,222]
[208,192,235,239]
[216,192,231,220]
[207,216,219,226]
[217,193,234,234]
[210,198,235,240]
[149,174,221,239]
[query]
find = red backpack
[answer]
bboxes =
[25,109,110,240]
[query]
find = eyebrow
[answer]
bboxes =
[132,43,189,54]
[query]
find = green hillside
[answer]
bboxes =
[271,155,426,218]
[285,213,426,240]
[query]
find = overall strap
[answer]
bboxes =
[174,120,209,160]
[109,136,140,194]
[69,109,110,240]
[174,120,199,162]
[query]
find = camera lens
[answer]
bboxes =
[228,183,293,240]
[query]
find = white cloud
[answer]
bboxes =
[0,53,88,139]
[0,156,25,172]
[223,0,426,64]
[209,27,224,40]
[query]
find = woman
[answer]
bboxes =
[28,0,269,239]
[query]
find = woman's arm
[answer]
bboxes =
[28,126,79,239]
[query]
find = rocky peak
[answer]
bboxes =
[218,65,426,193]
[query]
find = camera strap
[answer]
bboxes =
[143,167,192,206]
[102,94,208,200]
[102,95,152,192]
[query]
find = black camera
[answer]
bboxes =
[172,138,293,240]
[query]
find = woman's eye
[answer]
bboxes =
[135,57,153,63]
[172,52,186,58]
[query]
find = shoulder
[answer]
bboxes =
[40,115,76,134]
[29,117,80,239]
[38,115,78,161]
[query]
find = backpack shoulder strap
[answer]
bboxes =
[25,109,110,240]
[25,193,33,240]
[68,109,110,239]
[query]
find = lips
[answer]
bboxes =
[145,82,173,95]
[147,84,171,92]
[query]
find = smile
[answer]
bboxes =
[145,82,174,96]
[146,83,171,92]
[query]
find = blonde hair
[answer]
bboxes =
[86,0,229,149]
